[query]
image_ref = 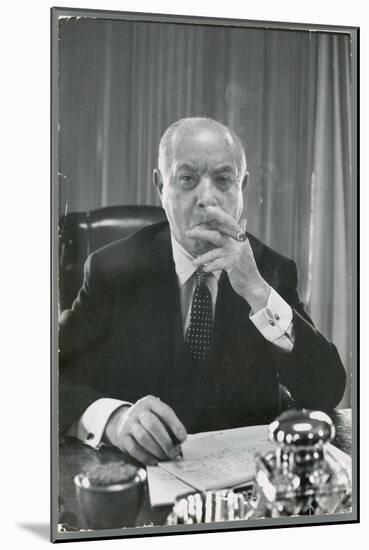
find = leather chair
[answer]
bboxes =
[59,204,166,311]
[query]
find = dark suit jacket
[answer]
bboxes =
[59,221,346,435]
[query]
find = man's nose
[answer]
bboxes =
[196,178,217,208]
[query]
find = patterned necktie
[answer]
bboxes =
[185,268,214,362]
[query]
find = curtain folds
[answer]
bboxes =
[59,20,352,405]
[308,34,352,406]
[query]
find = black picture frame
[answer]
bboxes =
[51,6,359,543]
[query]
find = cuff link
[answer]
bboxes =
[266,308,280,323]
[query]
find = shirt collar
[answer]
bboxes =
[170,233,222,288]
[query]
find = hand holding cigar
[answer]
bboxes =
[204,206,247,242]
[187,208,270,313]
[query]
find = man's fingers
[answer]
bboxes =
[193,248,226,267]
[205,206,243,240]
[130,421,168,460]
[147,397,187,443]
[139,411,180,459]
[202,258,228,273]
[186,227,226,248]
[240,218,247,232]
[122,434,159,466]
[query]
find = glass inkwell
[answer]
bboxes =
[252,409,351,517]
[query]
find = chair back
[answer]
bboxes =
[59,205,166,311]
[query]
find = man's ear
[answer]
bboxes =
[153,169,164,199]
[241,171,249,192]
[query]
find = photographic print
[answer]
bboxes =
[51,6,358,542]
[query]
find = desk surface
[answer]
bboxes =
[57,409,352,531]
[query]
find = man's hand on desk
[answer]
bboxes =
[103,395,187,466]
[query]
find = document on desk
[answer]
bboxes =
[147,425,273,506]
[160,426,273,493]
[146,466,195,507]
[146,431,231,506]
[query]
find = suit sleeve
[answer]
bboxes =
[58,252,114,433]
[272,259,346,411]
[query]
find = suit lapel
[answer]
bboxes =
[247,232,263,266]
[147,225,185,364]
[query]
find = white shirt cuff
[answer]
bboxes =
[66,398,131,449]
[250,288,294,352]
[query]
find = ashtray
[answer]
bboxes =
[74,461,147,529]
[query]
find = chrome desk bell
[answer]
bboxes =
[252,409,352,517]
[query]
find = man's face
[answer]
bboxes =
[156,127,245,256]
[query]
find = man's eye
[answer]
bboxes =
[216,176,232,187]
[179,174,197,185]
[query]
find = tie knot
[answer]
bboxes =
[196,268,209,286]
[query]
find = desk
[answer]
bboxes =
[57,409,352,531]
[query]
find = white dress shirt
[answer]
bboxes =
[68,234,295,448]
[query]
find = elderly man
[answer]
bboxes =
[59,117,346,466]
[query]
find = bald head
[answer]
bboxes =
[153,117,248,256]
[158,117,247,181]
